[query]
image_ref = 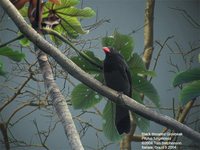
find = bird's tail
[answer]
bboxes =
[115,105,130,134]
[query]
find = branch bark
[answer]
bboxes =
[36,49,84,150]
[0,123,9,150]
[1,0,200,144]
[143,0,155,69]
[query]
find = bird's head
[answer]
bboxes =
[103,47,124,62]
[103,47,117,54]
[103,46,122,58]
[103,47,111,54]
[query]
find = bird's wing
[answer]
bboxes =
[126,66,132,97]
[118,62,132,97]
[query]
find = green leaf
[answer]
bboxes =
[0,60,6,76]
[56,0,80,8]
[113,31,134,60]
[50,34,63,46]
[55,6,95,35]
[48,25,64,45]
[129,53,145,70]
[19,6,28,17]
[71,83,102,109]
[173,68,200,87]
[60,0,80,6]
[135,114,150,132]
[101,31,134,60]
[132,90,143,103]
[45,0,79,10]
[57,7,95,18]
[71,51,102,74]
[134,68,155,77]
[19,37,30,47]
[180,80,200,105]
[18,32,30,47]
[60,15,89,34]
[0,46,25,62]
[132,91,150,131]
[101,36,114,47]
[44,0,95,38]
[102,101,122,142]
[132,75,160,107]
[198,53,200,63]
[128,53,156,77]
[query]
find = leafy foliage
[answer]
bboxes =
[101,36,114,48]
[71,51,102,74]
[102,31,133,60]
[173,68,200,105]
[45,0,79,8]
[0,60,5,76]
[135,114,150,132]
[132,90,143,104]
[128,53,156,77]
[179,81,200,105]
[56,7,95,18]
[43,0,95,39]
[0,46,25,62]
[0,46,25,76]
[71,83,103,109]
[19,6,28,17]
[132,90,150,131]
[132,75,160,107]
[102,101,122,141]
[173,68,200,86]
[18,0,95,41]
[20,37,30,47]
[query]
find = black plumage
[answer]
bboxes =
[103,47,131,134]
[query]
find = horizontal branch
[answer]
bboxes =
[1,0,200,143]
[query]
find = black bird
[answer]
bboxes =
[103,47,131,134]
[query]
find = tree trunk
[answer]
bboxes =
[36,49,84,150]
[143,0,155,69]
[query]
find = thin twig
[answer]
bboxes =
[169,7,200,29]
[0,75,32,112]
[149,36,174,81]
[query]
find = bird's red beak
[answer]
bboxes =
[103,47,110,53]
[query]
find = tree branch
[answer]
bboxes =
[0,123,10,150]
[36,49,84,150]
[1,0,200,143]
[0,74,32,112]
[143,0,155,69]
[42,28,103,70]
